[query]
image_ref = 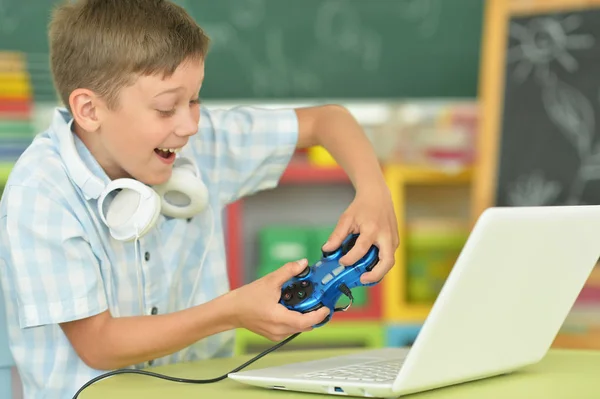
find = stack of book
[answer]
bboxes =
[0,51,35,163]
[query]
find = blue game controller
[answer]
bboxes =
[279,233,380,327]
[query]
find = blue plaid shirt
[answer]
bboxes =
[0,106,298,398]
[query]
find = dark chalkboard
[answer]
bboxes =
[0,0,485,101]
[473,1,600,219]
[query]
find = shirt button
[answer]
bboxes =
[144,252,150,261]
[151,307,158,315]
[148,360,154,366]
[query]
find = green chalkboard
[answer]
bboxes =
[0,0,484,101]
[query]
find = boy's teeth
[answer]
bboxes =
[157,148,179,153]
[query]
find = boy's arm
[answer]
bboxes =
[3,184,327,370]
[59,294,236,370]
[60,259,328,370]
[295,105,386,197]
[294,105,399,284]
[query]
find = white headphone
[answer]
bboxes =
[53,110,209,241]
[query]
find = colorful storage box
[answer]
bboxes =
[405,219,468,304]
[257,226,312,278]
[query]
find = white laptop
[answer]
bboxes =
[228,205,600,397]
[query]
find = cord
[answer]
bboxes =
[335,283,354,312]
[71,284,356,399]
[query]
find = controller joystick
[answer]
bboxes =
[279,233,380,327]
[296,265,310,278]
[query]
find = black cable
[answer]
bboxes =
[71,285,356,398]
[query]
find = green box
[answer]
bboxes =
[309,225,335,264]
[258,226,311,278]
[406,226,468,304]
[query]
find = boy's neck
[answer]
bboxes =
[71,120,124,181]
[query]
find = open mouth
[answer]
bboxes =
[154,147,179,160]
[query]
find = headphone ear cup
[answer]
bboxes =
[101,181,161,241]
[153,165,208,219]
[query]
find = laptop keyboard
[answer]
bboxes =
[300,358,405,382]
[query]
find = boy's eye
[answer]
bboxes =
[190,98,201,106]
[158,109,176,117]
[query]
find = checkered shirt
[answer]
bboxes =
[0,105,298,398]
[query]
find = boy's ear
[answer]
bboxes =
[69,88,101,132]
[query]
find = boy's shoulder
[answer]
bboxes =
[6,131,68,190]
[1,126,78,215]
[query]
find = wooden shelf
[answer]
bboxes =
[280,161,349,184]
[387,164,473,185]
[383,164,473,322]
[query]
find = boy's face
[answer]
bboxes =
[93,57,204,185]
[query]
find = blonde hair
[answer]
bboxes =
[49,0,210,111]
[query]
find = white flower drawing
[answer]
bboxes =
[506,15,594,84]
[507,170,561,206]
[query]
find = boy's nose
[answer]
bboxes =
[176,112,199,137]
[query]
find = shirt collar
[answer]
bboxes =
[49,107,111,199]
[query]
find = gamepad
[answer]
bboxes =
[279,233,380,327]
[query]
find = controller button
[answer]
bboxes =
[332,265,345,276]
[321,273,333,285]
[297,291,306,299]
[341,235,359,255]
[366,257,379,272]
[300,280,310,288]
[321,249,335,258]
[282,292,293,301]
[296,266,310,278]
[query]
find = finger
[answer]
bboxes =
[340,225,376,266]
[322,214,353,251]
[296,307,331,330]
[269,259,309,286]
[278,305,330,331]
[360,236,395,284]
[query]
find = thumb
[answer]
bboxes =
[271,259,309,286]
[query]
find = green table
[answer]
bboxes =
[80,348,600,398]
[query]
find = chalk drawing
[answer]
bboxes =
[229,0,266,30]
[251,28,320,96]
[507,170,561,206]
[397,0,442,38]
[209,23,320,97]
[315,0,382,72]
[507,15,594,84]
[540,72,600,204]
[542,77,594,157]
[201,22,238,49]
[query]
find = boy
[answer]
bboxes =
[0,0,398,397]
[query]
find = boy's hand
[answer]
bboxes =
[322,183,398,284]
[229,259,330,341]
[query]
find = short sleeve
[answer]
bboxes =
[2,185,108,328]
[194,106,298,205]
